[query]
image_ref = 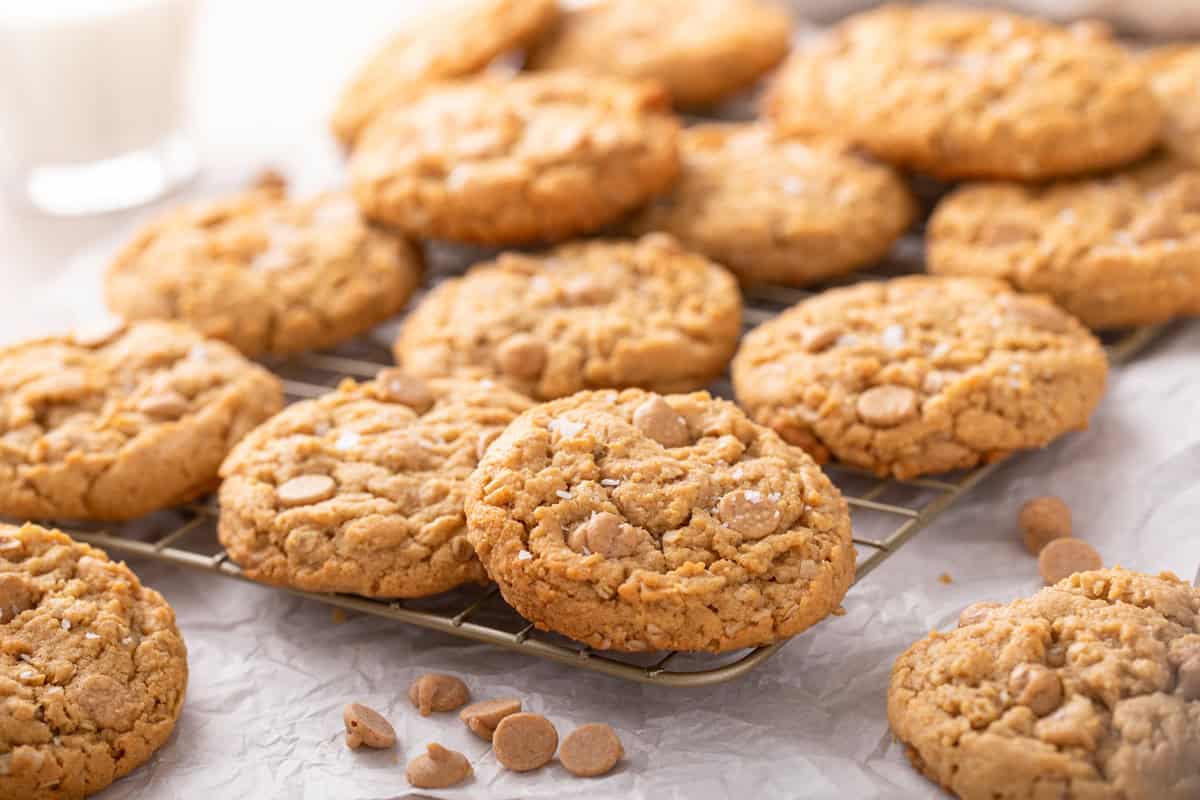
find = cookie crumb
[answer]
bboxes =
[938,573,953,585]
[331,608,348,624]
[408,673,470,716]
[832,606,847,617]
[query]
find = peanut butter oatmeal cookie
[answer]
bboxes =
[218,371,531,598]
[889,568,1200,800]
[731,276,1108,479]
[0,322,282,521]
[331,0,560,147]
[393,234,742,400]
[630,124,915,286]
[1145,46,1200,167]
[104,186,422,359]
[765,5,1162,180]
[349,72,680,246]
[928,156,1200,330]
[526,0,791,109]
[465,388,855,653]
[0,523,188,800]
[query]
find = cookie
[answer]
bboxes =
[105,186,422,359]
[630,124,915,286]
[349,72,680,246]
[927,156,1200,330]
[0,523,188,800]
[764,5,1162,180]
[526,0,791,109]
[1145,46,1200,166]
[465,388,855,653]
[331,0,560,147]
[0,322,282,522]
[217,371,531,598]
[394,234,742,400]
[889,568,1200,800]
[731,276,1109,479]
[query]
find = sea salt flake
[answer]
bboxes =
[555,490,572,500]
[744,490,764,504]
[731,467,744,480]
[837,333,858,347]
[1008,363,1023,374]
[768,492,782,503]
[86,632,100,640]
[0,539,19,551]
[600,479,620,487]
[881,324,906,349]
[548,418,585,438]
[517,549,532,561]
[60,619,70,631]
[19,671,34,681]
[1057,208,1076,225]
[780,177,806,196]
[930,342,951,359]
[334,431,360,451]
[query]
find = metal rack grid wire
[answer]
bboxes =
[56,239,1169,687]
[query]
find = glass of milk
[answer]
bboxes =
[0,0,198,216]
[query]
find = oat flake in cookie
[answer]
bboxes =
[732,276,1108,479]
[889,569,1200,800]
[0,322,282,521]
[465,389,855,653]
[218,371,531,598]
[349,72,680,246]
[0,523,188,800]
[395,234,742,401]
[104,185,422,359]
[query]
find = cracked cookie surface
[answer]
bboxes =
[349,72,680,246]
[889,569,1200,800]
[104,186,422,359]
[764,5,1161,180]
[1145,46,1200,167]
[394,234,742,400]
[928,156,1200,330]
[331,0,560,147]
[0,523,188,800]
[630,124,915,286]
[464,388,855,653]
[0,322,282,521]
[731,276,1108,479]
[218,372,531,598]
[526,0,791,109]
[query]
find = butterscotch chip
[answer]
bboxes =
[136,390,190,419]
[492,713,558,772]
[375,369,434,413]
[343,703,396,749]
[1018,496,1072,555]
[409,673,470,716]
[718,489,782,540]
[0,573,38,624]
[1179,654,1200,701]
[276,475,336,508]
[406,742,472,789]
[496,334,547,380]
[568,512,643,559]
[1008,663,1063,716]
[956,601,1001,628]
[559,723,624,778]
[632,396,691,448]
[1038,538,1102,585]
[460,697,522,741]
[733,276,1109,479]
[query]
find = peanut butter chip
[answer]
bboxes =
[568,512,641,558]
[408,673,470,717]
[450,536,475,562]
[343,703,396,750]
[632,396,690,447]
[957,601,1001,628]
[73,674,137,730]
[492,712,558,772]
[496,333,547,379]
[718,489,782,539]
[1019,496,1072,555]
[406,743,472,789]
[559,723,624,778]
[0,574,38,623]
[1001,296,1072,333]
[1009,663,1063,716]
[460,697,522,741]
[801,325,841,353]
[137,390,189,419]
[276,475,336,507]
[376,368,434,412]
[1179,655,1200,700]
[857,385,918,428]
[1038,538,1102,585]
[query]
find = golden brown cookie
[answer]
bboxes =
[465,388,855,653]
[630,124,915,286]
[927,156,1200,330]
[218,371,531,598]
[349,72,680,246]
[394,235,742,400]
[1145,46,1200,166]
[105,186,422,359]
[0,523,188,800]
[731,276,1109,479]
[331,0,560,147]
[889,568,1200,800]
[0,322,282,521]
[765,5,1162,180]
[527,0,791,109]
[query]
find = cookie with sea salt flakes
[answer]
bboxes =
[889,568,1200,800]
[927,155,1200,330]
[630,123,915,286]
[349,71,680,246]
[217,371,531,598]
[464,388,855,653]
[104,185,422,359]
[731,276,1108,479]
[0,322,282,521]
[0,523,188,800]
[764,5,1162,180]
